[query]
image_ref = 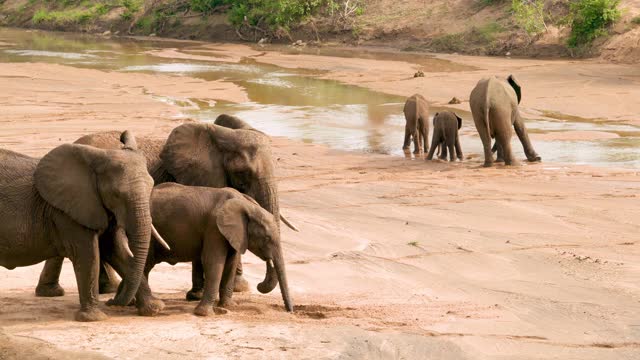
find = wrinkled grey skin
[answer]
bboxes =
[426,111,464,162]
[36,115,286,302]
[0,132,154,321]
[403,94,430,154]
[104,184,293,316]
[469,75,541,167]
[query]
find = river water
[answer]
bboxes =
[1,28,638,168]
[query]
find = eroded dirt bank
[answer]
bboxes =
[0,47,639,359]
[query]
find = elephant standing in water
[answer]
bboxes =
[103,184,293,316]
[0,132,164,321]
[427,111,464,162]
[469,75,541,167]
[36,115,297,302]
[403,94,429,154]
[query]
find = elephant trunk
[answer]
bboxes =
[109,197,151,306]
[257,258,277,294]
[253,179,281,232]
[273,248,293,312]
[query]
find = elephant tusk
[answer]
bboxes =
[123,242,134,258]
[151,223,171,251]
[268,259,275,268]
[280,214,299,232]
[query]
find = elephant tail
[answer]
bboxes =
[483,96,492,140]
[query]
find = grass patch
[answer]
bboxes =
[566,0,620,47]
[631,15,640,25]
[407,241,420,247]
[31,3,116,26]
[477,21,503,42]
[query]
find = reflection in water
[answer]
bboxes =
[0,28,639,168]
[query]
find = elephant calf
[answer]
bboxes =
[105,183,294,317]
[427,111,463,162]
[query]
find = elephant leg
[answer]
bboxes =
[496,131,516,166]
[186,260,205,301]
[495,142,505,163]
[218,250,240,308]
[234,260,249,292]
[194,250,226,317]
[35,257,65,297]
[412,131,421,154]
[98,261,119,294]
[421,123,429,153]
[514,114,541,162]
[69,232,107,322]
[478,126,493,167]
[426,133,440,160]
[439,141,448,160]
[402,128,411,151]
[455,134,464,161]
[447,140,456,162]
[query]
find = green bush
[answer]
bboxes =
[190,0,231,13]
[227,0,325,30]
[511,0,547,36]
[567,0,620,47]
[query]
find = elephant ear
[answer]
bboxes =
[507,74,522,104]
[160,123,226,187]
[216,198,249,254]
[35,144,109,230]
[454,113,462,129]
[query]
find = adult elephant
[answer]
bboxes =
[0,132,165,321]
[403,94,429,154]
[469,75,541,167]
[35,115,296,301]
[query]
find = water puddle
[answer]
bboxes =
[1,28,638,168]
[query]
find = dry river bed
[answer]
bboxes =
[0,41,639,360]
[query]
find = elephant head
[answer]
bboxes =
[160,115,291,234]
[34,131,158,306]
[216,196,293,312]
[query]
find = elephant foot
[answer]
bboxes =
[35,283,65,297]
[194,304,213,317]
[527,154,542,162]
[483,161,493,168]
[213,307,229,315]
[105,297,135,307]
[186,288,203,301]
[137,298,165,317]
[233,275,250,293]
[75,308,108,322]
[217,298,237,309]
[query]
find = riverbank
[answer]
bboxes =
[2,0,640,63]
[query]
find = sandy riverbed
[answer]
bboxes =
[0,43,639,360]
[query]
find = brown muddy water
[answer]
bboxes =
[1,28,638,168]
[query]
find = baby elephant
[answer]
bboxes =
[427,111,464,162]
[106,183,293,317]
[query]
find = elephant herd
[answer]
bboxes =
[0,115,294,321]
[0,74,540,322]
[403,75,541,166]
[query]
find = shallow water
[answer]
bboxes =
[1,28,638,168]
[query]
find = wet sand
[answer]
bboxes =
[1,46,639,359]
